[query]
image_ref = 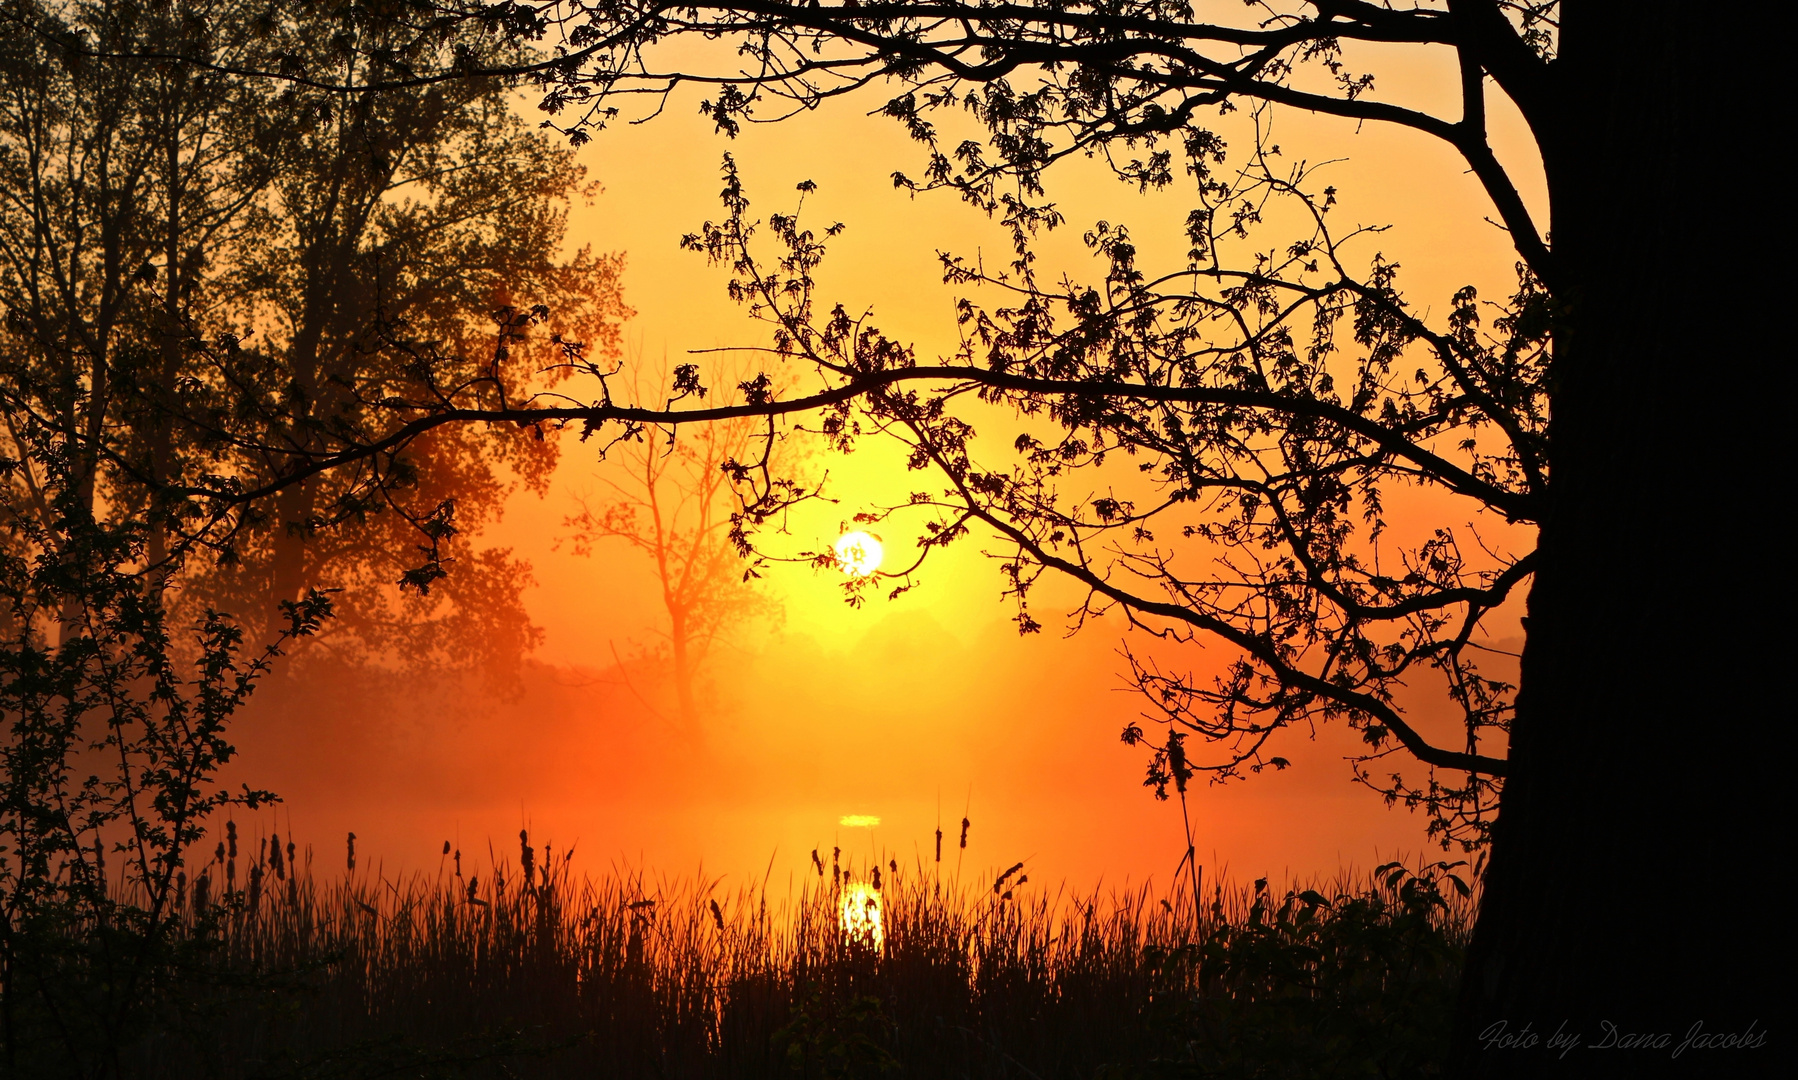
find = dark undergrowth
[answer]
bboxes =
[9,839,1473,1079]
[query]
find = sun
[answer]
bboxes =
[833,531,884,577]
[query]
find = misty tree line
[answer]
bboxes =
[0,1,1776,1077]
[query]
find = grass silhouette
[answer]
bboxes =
[108,830,1472,1078]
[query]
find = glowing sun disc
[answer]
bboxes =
[834,531,884,577]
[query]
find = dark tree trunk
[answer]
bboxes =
[1452,5,1774,1076]
[271,239,338,607]
[271,481,315,604]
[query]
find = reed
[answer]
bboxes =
[119,838,1474,1079]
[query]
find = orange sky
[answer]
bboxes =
[231,41,1540,896]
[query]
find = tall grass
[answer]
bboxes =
[117,837,1475,1079]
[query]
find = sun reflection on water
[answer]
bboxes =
[840,882,883,949]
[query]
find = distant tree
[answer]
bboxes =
[564,359,791,730]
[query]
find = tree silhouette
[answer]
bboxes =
[564,360,790,730]
[1,0,628,684]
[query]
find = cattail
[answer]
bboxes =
[175,871,186,908]
[346,832,356,873]
[287,875,297,905]
[811,848,824,876]
[1167,730,1190,794]
[889,858,898,876]
[194,872,210,914]
[269,831,285,881]
[248,863,262,913]
[709,898,724,930]
[287,839,296,869]
[520,829,534,886]
[226,820,237,860]
[442,840,451,856]
[454,848,463,877]
[872,866,882,890]
[960,817,970,849]
[935,828,942,862]
[226,857,235,889]
[832,846,840,887]
[214,841,225,864]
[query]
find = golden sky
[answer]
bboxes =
[237,40,1541,894]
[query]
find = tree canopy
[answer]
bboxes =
[1,0,626,680]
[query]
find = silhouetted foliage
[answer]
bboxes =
[0,0,627,684]
[0,3,614,1073]
[673,151,1525,854]
[1,429,328,1074]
